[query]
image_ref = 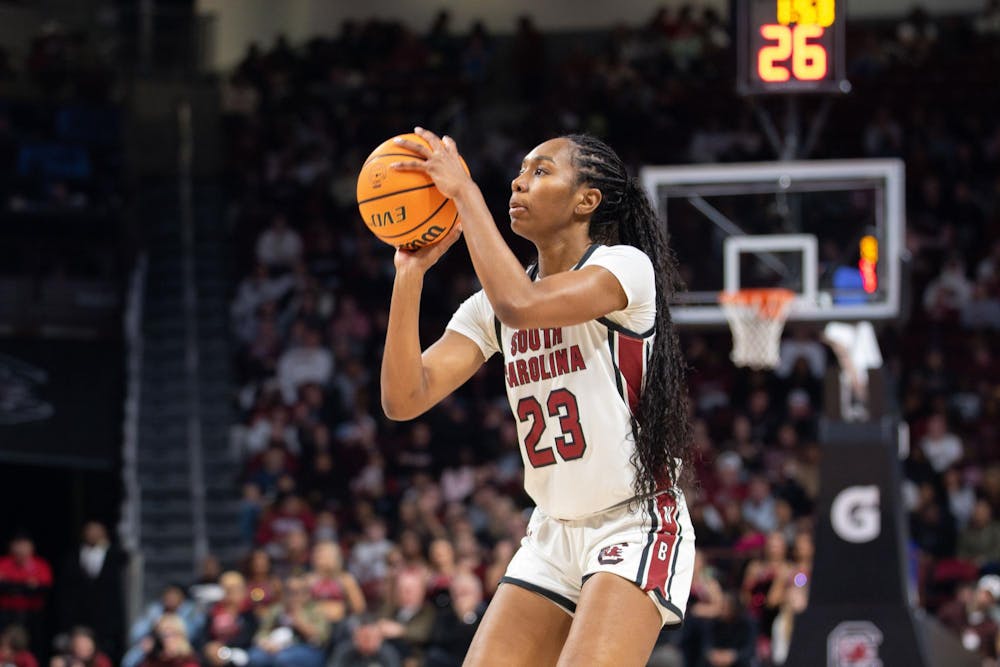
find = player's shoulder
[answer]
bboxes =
[587,244,655,281]
[589,243,653,266]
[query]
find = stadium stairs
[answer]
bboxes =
[133,184,242,602]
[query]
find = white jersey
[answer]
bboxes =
[447,244,656,520]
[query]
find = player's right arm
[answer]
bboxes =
[381,225,485,421]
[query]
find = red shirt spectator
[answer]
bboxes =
[255,494,315,546]
[0,536,52,615]
[0,624,38,667]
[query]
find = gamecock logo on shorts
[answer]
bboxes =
[598,543,629,565]
[827,621,883,667]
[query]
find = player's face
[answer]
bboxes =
[509,138,588,240]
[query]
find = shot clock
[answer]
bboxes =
[737,0,850,95]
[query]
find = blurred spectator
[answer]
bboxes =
[136,615,199,667]
[863,106,904,157]
[770,583,809,665]
[122,585,203,667]
[190,553,225,603]
[741,476,777,534]
[247,447,294,496]
[50,626,112,667]
[313,511,339,544]
[426,540,457,601]
[255,496,315,555]
[910,486,958,559]
[255,216,302,271]
[349,520,394,594]
[203,572,257,667]
[246,408,300,458]
[0,624,37,667]
[0,535,52,655]
[276,327,332,405]
[242,550,282,612]
[923,256,973,320]
[740,532,790,642]
[300,453,345,510]
[701,593,756,667]
[308,541,365,629]
[957,499,1000,569]
[221,73,261,118]
[440,450,476,504]
[937,575,1000,660]
[248,575,329,667]
[776,330,826,381]
[920,414,965,474]
[271,529,312,580]
[424,573,485,667]
[240,484,265,546]
[680,552,724,666]
[483,540,515,598]
[231,265,295,339]
[327,616,401,667]
[56,521,126,660]
[944,468,977,530]
[376,568,435,664]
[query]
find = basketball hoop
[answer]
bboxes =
[719,288,796,370]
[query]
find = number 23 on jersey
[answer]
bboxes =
[516,388,587,468]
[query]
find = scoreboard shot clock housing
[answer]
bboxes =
[738,0,850,95]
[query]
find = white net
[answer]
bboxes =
[720,289,795,370]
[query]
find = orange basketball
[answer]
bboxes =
[356,133,468,251]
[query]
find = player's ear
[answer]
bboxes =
[575,187,602,217]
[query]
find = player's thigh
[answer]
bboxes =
[557,572,662,667]
[464,582,573,667]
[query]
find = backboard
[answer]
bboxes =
[640,159,905,326]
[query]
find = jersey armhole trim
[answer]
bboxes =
[598,316,655,339]
[494,317,503,359]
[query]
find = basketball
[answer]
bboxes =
[356,133,467,251]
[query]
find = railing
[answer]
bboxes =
[178,100,210,570]
[119,252,147,627]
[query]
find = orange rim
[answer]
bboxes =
[719,288,796,320]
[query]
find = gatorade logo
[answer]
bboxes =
[831,486,880,543]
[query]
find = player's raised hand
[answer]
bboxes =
[391,127,472,200]
[393,222,463,274]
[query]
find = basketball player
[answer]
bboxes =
[382,128,695,666]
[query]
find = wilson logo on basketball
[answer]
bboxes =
[370,206,407,228]
[369,163,387,189]
[399,224,446,251]
[598,543,628,565]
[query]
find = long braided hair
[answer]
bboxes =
[563,134,692,499]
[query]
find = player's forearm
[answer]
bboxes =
[452,183,536,326]
[381,268,430,420]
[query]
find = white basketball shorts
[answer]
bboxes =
[501,490,695,627]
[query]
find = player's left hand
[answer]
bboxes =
[391,127,472,200]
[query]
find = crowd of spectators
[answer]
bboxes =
[0,523,126,667]
[0,22,124,336]
[211,4,1000,666]
[0,20,121,214]
[6,2,999,667]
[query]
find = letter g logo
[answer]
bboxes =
[831,485,880,543]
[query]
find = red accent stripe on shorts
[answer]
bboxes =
[617,333,644,414]
[643,493,679,595]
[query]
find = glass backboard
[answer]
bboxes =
[640,159,905,326]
